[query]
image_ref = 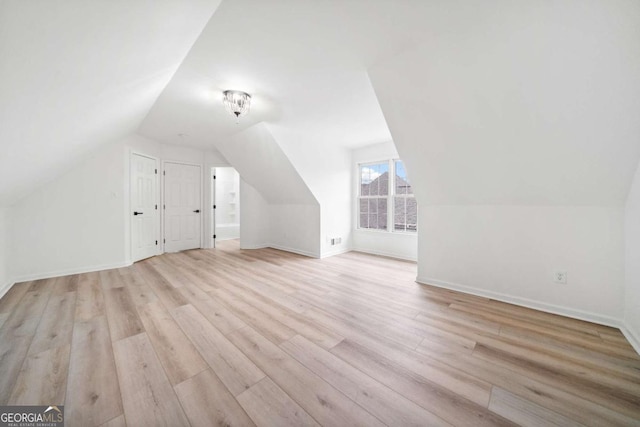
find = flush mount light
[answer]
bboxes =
[222,90,251,123]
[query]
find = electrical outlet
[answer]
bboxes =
[553,270,567,284]
[328,236,342,246]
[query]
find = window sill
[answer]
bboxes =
[354,228,418,236]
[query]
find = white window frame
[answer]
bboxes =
[357,160,390,232]
[357,159,417,233]
[392,159,417,233]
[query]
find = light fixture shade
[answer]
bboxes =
[222,90,251,121]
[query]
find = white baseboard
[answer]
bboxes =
[621,323,640,356]
[0,280,15,301]
[320,247,351,259]
[416,276,622,329]
[12,261,132,284]
[239,243,268,250]
[268,244,320,259]
[353,248,417,262]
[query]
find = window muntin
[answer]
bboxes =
[359,198,388,230]
[360,162,389,196]
[358,160,416,233]
[394,160,413,195]
[358,162,389,231]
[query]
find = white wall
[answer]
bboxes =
[0,208,11,294]
[367,1,640,326]
[220,124,322,257]
[418,206,625,325]
[351,141,417,261]
[267,124,352,258]
[11,140,128,281]
[124,134,229,259]
[8,133,228,282]
[239,179,270,249]
[625,162,640,351]
[269,205,321,258]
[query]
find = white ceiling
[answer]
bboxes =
[2,0,639,208]
[0,0,221,205]
[371,0,640,205]
[137,0,441,149]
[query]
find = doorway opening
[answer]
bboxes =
[212,167,240,248]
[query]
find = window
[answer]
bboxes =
[358,160,417,233]
[359,162,389,230]
[393,160,417,232]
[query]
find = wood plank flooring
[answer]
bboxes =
[1,240,639,426]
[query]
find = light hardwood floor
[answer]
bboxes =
[1,240,639,426]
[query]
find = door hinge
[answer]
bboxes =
[213,235,216,239]
[155,204,157,210]
[213,204,216,209]
[163,170,166,176]
[155,240,158,245]
[155,168,157,174]
[163,204,166,210]
[213,175,216,180]
[163,239,166,244]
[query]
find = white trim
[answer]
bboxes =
[240,243,269,250]
[416,276,622,328]
[320,247,352,259]
[356,158,416,233]
[268,244,320,259]
[12,261,132,284]
[0,280,15,301]
[621,323,640,356]
[211,167,216,248]
[354,249,417,262]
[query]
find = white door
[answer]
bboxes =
[164,162,202,252]
[131,153,159,262]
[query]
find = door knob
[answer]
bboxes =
[193,209,200,213]
[133,211,143,215]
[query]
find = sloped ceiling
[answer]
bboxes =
[137,0,426,149]
[369,1,640,206]
[2,0,639,210]
[218,123,317,205]
[0,0,221,205]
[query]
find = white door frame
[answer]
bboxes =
[211,167,216,249]
[161,160,204,252]
[130,151,160,262]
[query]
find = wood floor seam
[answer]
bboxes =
[0,240,638,426]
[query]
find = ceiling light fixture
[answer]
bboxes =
[222,90,251,123]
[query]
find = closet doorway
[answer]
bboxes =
[212,167,240,247]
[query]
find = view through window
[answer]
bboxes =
[358,160,417,232]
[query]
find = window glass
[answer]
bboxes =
[359,197,387,230]
[358,160,415,232]
[393,196,417,232]
[394,160,413,195]
[360,163,389,196]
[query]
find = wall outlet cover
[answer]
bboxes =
[553,270,568,284]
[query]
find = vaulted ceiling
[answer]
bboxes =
[0,0,221,204]
[2,0,639,208]
[370,0,640,206]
